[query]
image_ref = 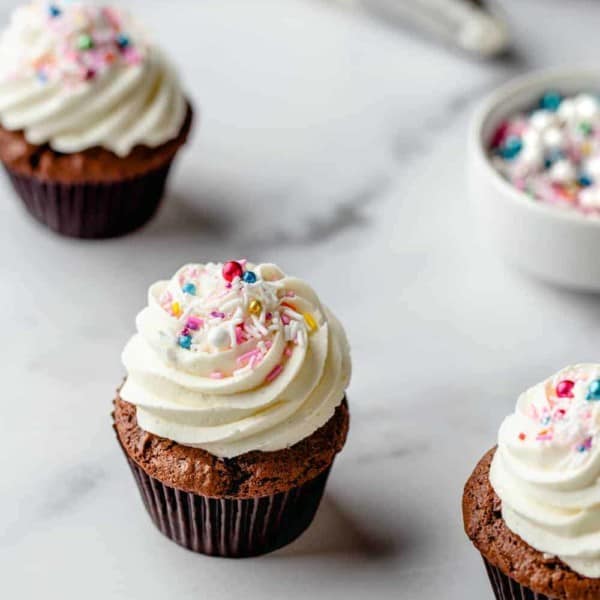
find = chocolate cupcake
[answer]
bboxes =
[0,2,193,238]
[463,365,600,599]
[114,261,351,557]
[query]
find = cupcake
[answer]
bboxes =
[463,365,600,599]
[0,1,193,238]
[113,260,351,557]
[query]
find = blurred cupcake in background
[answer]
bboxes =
[113,260,351,557]
[464,365,600,599]
[0,1,193,238]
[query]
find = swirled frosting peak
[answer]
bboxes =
[0,1,186,156]
[490,364,600,577]
[120,261,351,458]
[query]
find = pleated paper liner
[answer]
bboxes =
[483,558,555,600]
[4,160,173,239]
[122,452,331,558]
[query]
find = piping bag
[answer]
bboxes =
[328,0,510,59]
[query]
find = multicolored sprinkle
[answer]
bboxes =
[3,2,148,87]
[158,261,321,384]
[516,367,600,460]
[490,91,600,215]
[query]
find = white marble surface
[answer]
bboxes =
[2,0,600,598]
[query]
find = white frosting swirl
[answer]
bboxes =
[0,2,186,156]
[120,262,351,459]
[491,364,600,577]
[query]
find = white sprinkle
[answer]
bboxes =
[530,110,557,132]
[542,127,564,149]
[251,315,268,336]
[297,328,307,347]
[580,187,600,208]
[220,298,242,313]
[233,365,252,377]
[575,94,600,121]
[519,144,543,170]
[283,307,303,321]
[549,159,576,184]
[585,156,600,179]
[207,326,230,350]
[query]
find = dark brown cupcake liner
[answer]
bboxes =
[483,558,555,600]
[122,452,331,558]
[4,160,173,239]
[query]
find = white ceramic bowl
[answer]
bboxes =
[469,68,600,290]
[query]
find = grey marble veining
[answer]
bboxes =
[2,1,600,598]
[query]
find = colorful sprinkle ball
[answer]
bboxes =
[516,368,600,462]
[490,91,600,215]
[182,282,197,295]
[222,261,244,282]
[158,262,321,384]
[242,271,257,284]
[587,379,600,401]
[9,3,148,88]
[556,379,575,398]
[248,299,262,316]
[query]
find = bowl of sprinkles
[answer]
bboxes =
[469,68,600,290]
[491,91,600,214]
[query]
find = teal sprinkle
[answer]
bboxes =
[539,90,563,112]
[178,335,192,350]
[586,379,600,401]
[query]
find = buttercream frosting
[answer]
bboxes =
[0,1,186,156]
[490,364,600,577]
[120,261,351,459]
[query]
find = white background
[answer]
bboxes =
[2,1,600,598]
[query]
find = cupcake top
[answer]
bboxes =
[120,261,351,459]
[490,364,600,577]
[491,91,600,215]
[0,1,186,157]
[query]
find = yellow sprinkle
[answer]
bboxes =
[582,141,593,157]
[303,312,318,333]
[248,299,262,316]
[171,302,182,317]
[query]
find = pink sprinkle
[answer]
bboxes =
[281,314,291,325]
[514,178,526,191]
[210,371,224,379]
[103,7,122,28]
[567,145,582,163]
[553,408,567,421]
[211,311,225,319]
[266,364,283,382]
[187,316,203,330]
[510,120,527,136]
[237,349,259,367]
[235,325,247,345]
[123,47,142,66]
[284,347,293,357]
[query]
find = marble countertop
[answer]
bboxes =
[3,0,600,598]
